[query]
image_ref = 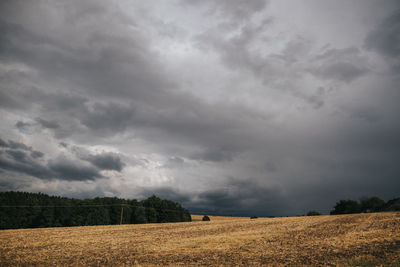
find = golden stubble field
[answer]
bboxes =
[1,212,399,266]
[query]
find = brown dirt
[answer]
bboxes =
[1,212,399,266]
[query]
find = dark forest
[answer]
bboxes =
[0,191,191,229]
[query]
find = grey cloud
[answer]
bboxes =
[138,187,192,204]
[59,142,68,148]
[196,18,273,76]
[365,10,400,59]
[182,0,268,23]
[0,139,104,181]
[30,150,44,158]
[70,145,125,172]
[136,180,286,216]
[0,139,44,159]
[194,180,284,216]
[0,1,399,217]
[0,139,32,151]
[162,157,185,169]
[309,47,369,83]
[349,106,382,123]
[48,157,103,181]
[39,92,88,112]
[0,0,264,146]
[0,89,20,110]
[36,118,60,129]
[79,102,133,134]
[83,152,125,172]
[0,3,173,104]
[0,148,51,179]
[8,140,31,150]
[0,138,8,147]
[15,121,32,130]
[16,118,60,132]
[5,149,28,162]
[0,178,20,192]
[191,148,235,162]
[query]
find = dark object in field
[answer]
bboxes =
[250,216,258,219]
[202,215,210,221]
[306,211,321,216]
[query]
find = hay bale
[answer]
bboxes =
[202,215,210,221]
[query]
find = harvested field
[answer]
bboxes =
[1,212,399,266]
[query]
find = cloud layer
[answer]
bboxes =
[0,0,399,216]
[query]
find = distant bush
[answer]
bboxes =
[250,216,258,219]
[360,197,385,213]
[330,200,361,215]
[306,211,321,216]
[202,215,210,221]
[330,196,393,215]
[383,198,400,211]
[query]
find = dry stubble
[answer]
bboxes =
[0,212,399,266]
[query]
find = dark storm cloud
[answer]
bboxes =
[365,9,400,59]
[0,138,8,147]
[0,138,32,151]
[15,121,31,130]
[0,139,104,181]
[16,118,60,132]
[309,47,369,83]
[69,145,125,172]
[0,0,399,216]
[0,0,265,149]
[138,187,192,204]
[8,140,31,150]
[30,150,44,159]
[194,180,284,216]
[0,148,51,179]
[59,142,68,148]
[0,2,173,103]
[35,118,60,129]
[0,179,20,191]
[48,157,103,181]
[348,106,381,123]
[5,149,28,162]
[39,92,88,112]
[137,180,285,216]
[81,152,125,172]
[79,102,133,134]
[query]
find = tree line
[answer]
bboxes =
[330,196,400,215]
[0,191,191,229]
[307,196,400,216]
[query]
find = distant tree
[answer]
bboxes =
[306,211,321,216]
[132,206,147,224]
[202,215,210,221]
[145,207,158,223]
[250,216,258,219]
[360,197,385,213]
[383,198,400,211]
[330,200,361,215]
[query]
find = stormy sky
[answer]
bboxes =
[1,0,399,216]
